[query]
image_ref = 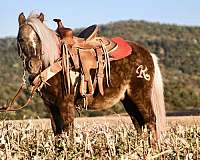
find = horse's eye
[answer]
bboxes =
[18,37,27,43]
[19,39,25,43]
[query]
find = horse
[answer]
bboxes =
[17,12,166,141]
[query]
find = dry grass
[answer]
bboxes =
[0,116,199,159]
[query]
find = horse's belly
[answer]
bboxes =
[87,84,130,110]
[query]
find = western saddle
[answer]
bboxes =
[53,19,118,102]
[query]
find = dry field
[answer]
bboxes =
[0,116,199,159]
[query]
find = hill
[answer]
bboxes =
[0,20,200,119]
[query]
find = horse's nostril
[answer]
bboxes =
[28,75,35,84]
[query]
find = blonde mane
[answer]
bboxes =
[27,14,60,67]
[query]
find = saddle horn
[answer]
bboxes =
[53,19,64,28]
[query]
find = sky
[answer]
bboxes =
[0,0,200,38]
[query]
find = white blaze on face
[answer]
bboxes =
[29,30,37,56]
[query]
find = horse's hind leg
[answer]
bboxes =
[127,88,157,140]
[121,93,145,133]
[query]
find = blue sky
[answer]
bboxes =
[0,0,199,38]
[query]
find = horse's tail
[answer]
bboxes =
[150,53,166,139]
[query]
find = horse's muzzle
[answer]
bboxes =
[26,58,42,75]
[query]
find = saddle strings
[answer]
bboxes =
[100,39,111,87]
[62,43,71,94]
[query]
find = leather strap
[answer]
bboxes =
[32,60,62,86]
[0,81,40,112]
[68,47,80,69]
[61,44,70,94]
[97,51,104,96]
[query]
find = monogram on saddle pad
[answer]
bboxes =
[53,19,132,98]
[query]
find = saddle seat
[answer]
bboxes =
[78,24,98,41]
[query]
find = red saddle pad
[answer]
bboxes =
[111,37,132,60]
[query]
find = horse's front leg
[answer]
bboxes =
[43,94,75,137]
[56,94,75,137]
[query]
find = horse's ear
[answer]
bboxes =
[38,13,44,22]
[18,12,26,26]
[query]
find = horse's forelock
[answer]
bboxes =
[27,12,40,19]
[25,15,61,67]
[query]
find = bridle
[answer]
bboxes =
[0,22,72,112]
[0,24,49,112]
[17,23,43,75]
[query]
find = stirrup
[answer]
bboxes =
[76,96,89,110]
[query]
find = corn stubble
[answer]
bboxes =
[0,116,199,159]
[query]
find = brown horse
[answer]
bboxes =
[17,12,166,140]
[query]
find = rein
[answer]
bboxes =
[0,77,40,112]
[0,59,64,112]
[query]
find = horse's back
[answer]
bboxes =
[109,41,154,88]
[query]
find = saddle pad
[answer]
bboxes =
[110,37,132,60]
